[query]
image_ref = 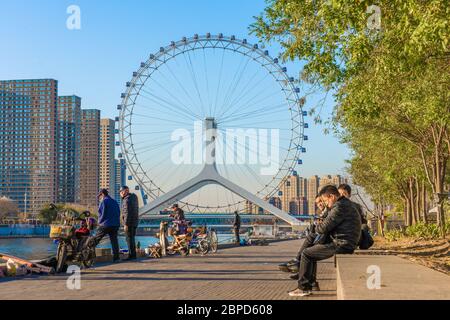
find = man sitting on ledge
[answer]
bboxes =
[289,184,361,297]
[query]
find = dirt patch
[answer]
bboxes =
[369,237,450,275]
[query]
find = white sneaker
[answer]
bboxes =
[288,288,312,297]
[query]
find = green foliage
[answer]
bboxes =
[252,0,449,235]
[405,222,442,239]
[38,204,63,224]
[385,220,450,241]
[384,228,404,242]
[39,203,91,224]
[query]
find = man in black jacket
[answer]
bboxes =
[338,183,373,249]
[120,186,140,260]
[279,195,328,290]
[338,184,367,225]
[289,185,361,297]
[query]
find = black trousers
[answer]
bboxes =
[93,226,120,260]
[296,233,316,260]
[233,227,240,244]
[295,234,318,283]
[298,242,337,290]
[126,226,137,258]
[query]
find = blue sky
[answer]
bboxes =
[0,0,351,207]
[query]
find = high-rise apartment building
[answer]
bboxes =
[100,118,115,196]
[57,96,81,203]
[79,109,100,209]
[114,159,126,203]
[0,79,58,214]
[307,175,320,215]
[299,177,308,199]
[280,173,299,213]
[244,200,258,214]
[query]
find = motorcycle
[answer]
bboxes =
[49,208,97,273]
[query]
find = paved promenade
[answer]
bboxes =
[0,239,336,300]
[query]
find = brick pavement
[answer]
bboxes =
[0,239,336,300]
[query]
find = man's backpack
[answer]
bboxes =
[359,228,374,250]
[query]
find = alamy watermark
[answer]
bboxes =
[366,265,381,290]
[66,5,81,30]
[66,265,81,290]
[366,5,382,31]
[170,121,280,176]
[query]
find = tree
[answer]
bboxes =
[38,203,94,224]
[0,196,19,221]
[38,204,62,224]
[252,0,449,236]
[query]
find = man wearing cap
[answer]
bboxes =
[93,189,121,262]
[169,203,185,221]
[120,186,140,260]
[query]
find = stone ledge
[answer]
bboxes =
[336,254,450,300]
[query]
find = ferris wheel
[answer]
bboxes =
[118,33,307,214]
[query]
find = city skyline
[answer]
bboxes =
[0,1,354,214]
[0,78,124,214]
[245,173,347,216]
[0,0,350,180]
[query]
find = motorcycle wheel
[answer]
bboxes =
[198,239,210,256]
[180,246,190,256]
[209,230,218,253]
[56,242,68,273]
[82,248,96,269]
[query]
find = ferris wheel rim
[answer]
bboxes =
[118,34,305,212]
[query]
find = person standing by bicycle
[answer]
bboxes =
[170,203,185,221]
[169,204,186,235]
[120,186,139,261]
[92,189,121,263]
[233,211,241,244]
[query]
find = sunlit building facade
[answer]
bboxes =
[79,109,100,209]
[57,95,81,203]
[100,118,116,197]
[0,79,58,214]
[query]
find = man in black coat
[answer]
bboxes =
[338,183,367,225]
[279,195,329,290]
[120,186,140,260]
[289,185,361,297]
[338,183,373,249]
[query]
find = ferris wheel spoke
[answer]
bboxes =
[132,140,177,154]
[201,49,213,116]
[219,102,288,124]
[214,52,247,118]
[130,129,179,136]
[133,105,195,126]
[219,90,282,123]
[220,85,285,121]
[131,112,194,127]
[164,59,202,115]
[218,128,290,168]
[219,132,269,190]
[222,70,267,116]
[212,48,226,117]
[138,88,200,121]
[219,57,252,117]
[145,69,203,120]
[218,68,270,120]
[183,50,207,117]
